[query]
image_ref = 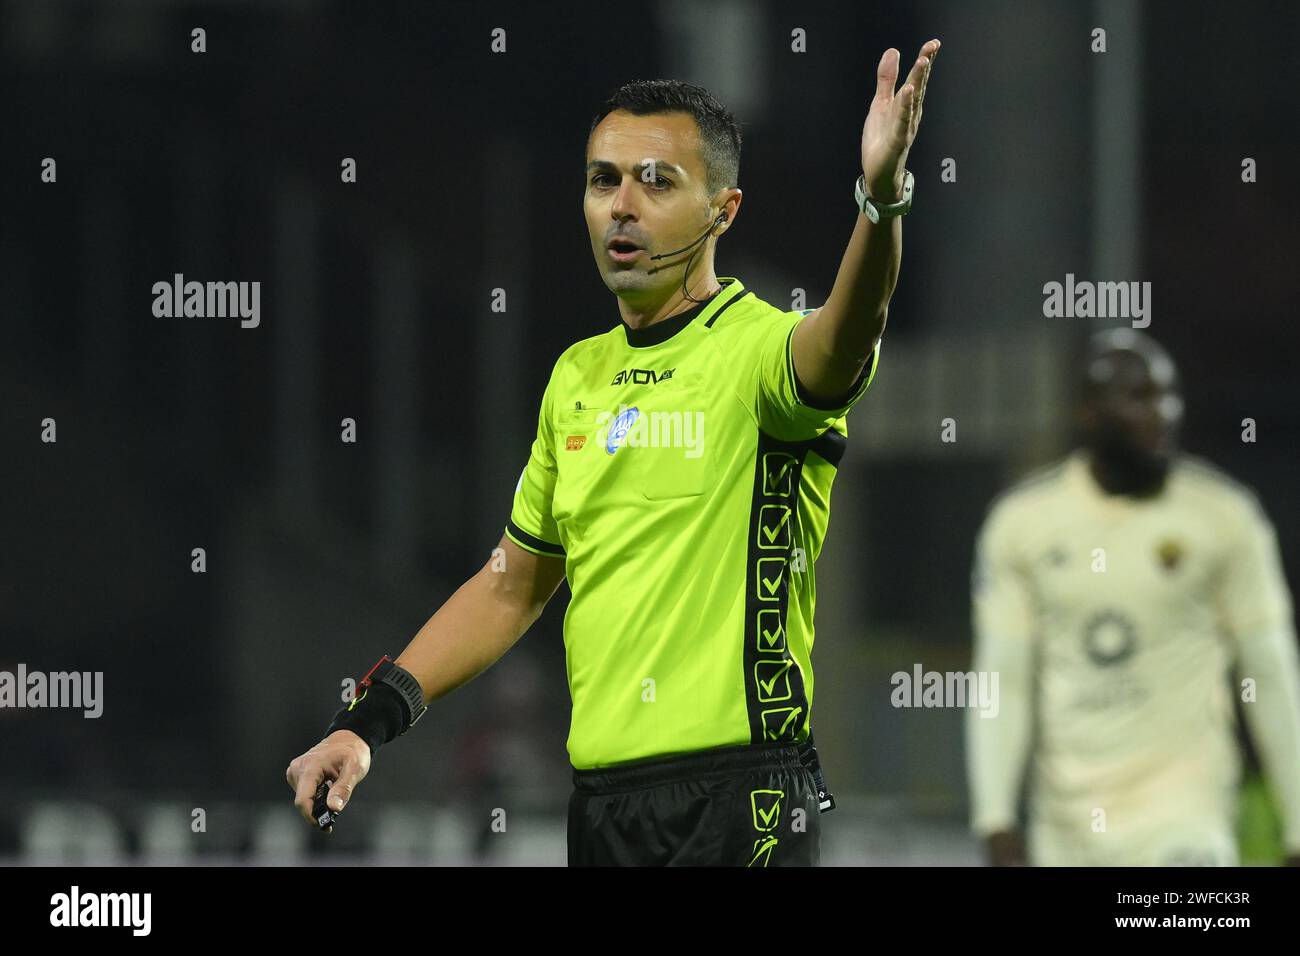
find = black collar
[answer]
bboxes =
[621,288,723,347]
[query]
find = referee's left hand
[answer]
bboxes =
[861,38,940,204]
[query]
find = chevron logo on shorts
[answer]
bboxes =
[748,835,779,867]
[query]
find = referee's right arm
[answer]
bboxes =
[394,533,566,701]
[286,534,565,824]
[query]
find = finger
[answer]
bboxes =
[874,48,899,101]
[920,39,941,105]
[327,759,363,812]
[893,84,915,142]
[901,52,929,103]
[916,65,931,118]
[908,63,933,135]
[293,762,327,825]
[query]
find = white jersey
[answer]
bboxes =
[966,450,1300,861]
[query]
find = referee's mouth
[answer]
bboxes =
[607,238,646,264]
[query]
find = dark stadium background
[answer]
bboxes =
[2,0,1297,864]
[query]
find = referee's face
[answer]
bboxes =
[585,110,718,301]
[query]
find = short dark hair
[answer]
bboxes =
[588,79,742,197]
[1078,328,1179,404]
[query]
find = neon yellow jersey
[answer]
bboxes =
[506,277,880,769]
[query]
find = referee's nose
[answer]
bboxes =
[609,176,641,226]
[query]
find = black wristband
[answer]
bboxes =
[324,682,406,757]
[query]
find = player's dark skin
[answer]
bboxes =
[984,342,1180,866]
[986,338,1300,867]
[1079,344,1182,498]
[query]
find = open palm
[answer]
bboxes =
[861,39,940,204]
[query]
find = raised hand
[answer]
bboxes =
[861,38,941,204]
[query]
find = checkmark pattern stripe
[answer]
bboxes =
[743,429,818,746]
[746,788,786,866]
[503,277,872,771]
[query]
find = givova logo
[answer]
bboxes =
[50,886,151,936]
[610,367,675,386]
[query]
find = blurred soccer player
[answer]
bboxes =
[287,39,942,865]
[966,329,1300,866]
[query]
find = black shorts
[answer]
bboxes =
[567,740,822,866]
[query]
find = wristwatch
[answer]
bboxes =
[353,655,427,731]
[854,169,915,224]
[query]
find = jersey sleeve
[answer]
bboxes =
[1217,494,1294,640]
[1218,495,1300,850]
[971,498,1036,646]
[504,364,566,558]
[747,308,881,441]
[966,497,1036,837]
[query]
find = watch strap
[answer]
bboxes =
[366,657,427,730]
[855,169,914,224]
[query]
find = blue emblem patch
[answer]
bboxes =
[606,406,640,454]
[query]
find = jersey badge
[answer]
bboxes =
[605,406,639,455]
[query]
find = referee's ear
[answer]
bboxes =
[712,187,742,231]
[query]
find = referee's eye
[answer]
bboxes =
[590,174,670,190]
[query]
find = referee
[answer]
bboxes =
[287,39,941,866]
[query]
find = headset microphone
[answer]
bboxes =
[646,209,729,303]
[648,211,728,262]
